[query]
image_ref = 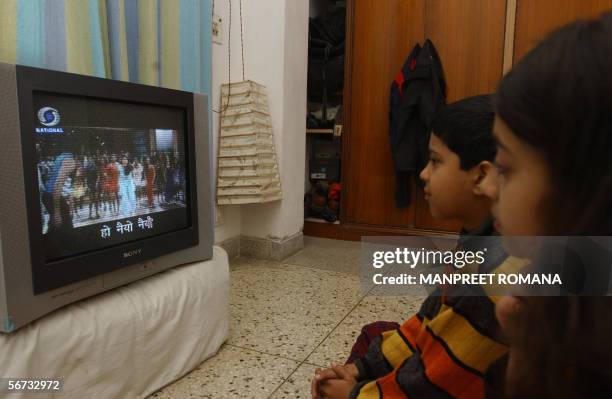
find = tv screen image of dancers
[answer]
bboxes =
[33,92,191,263]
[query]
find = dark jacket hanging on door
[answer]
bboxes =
[389,39,446,208]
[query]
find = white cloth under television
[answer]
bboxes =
[0,246,230,399]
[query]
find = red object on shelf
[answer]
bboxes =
[328,182,342,200]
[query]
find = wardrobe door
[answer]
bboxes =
[514,0,612,63]
[342,0,424,228]
[414,0,507,232]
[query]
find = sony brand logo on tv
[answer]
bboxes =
[123,249,142,258]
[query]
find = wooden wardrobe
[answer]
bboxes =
[304,0,612,240]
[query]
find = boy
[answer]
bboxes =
[312,95,525,399]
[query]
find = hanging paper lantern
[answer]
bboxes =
[216,81,283,205]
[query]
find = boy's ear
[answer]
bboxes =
[472,161,493,196]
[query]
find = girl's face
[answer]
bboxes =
[481,116,551,236]
[482,116,554,396]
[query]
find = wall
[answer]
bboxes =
[211,0,242,244]
[212,0,308,244]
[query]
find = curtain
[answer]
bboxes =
[0,0,211,95]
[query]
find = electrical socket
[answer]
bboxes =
[212,14,222,45]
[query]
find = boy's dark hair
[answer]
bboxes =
[495,12,612,235]
[429,94,496,170]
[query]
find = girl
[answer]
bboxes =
[164,157,176,204]
[482,12,612,399]
[132,157,145,204]
[118,156,136,217]
[155,153,167,204]
[85,155,101,219]
[103,155,119,214]
[144,156,156,208]
[71,163,86,216]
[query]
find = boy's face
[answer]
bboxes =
[419,133,478,221]
[481,116,550,235]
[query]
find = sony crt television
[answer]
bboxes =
[0,64,214,332]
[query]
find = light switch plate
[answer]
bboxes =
[212,14,222,45]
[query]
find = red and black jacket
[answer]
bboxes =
[389,39,446,208]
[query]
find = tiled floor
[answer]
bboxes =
[150,236,425,398]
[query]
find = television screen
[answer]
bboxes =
[33,92,191,263]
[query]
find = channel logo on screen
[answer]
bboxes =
[36,106,64,134]
[37,107,60,127]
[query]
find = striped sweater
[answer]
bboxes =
[350,228,527,399]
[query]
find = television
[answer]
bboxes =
[0,63,214,332]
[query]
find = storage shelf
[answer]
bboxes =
[305,216,340,224]
[306,128,334,134]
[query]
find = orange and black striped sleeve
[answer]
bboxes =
[351,293,508,399]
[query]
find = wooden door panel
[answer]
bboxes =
[514,0,612,63]
[425,0,507,102]
[414,0,506,231]
[343,0,506,234]
[343,0,424,227]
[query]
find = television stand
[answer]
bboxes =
[0,246,229,398]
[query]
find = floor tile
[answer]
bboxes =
[149,344,298,399]
[228,263,365,361]
[306,294,425,366]
[153,236,426,398]
[269,362,322,399]
[283,237,363,276]
[229,256,285,271]
[341,293,425,326]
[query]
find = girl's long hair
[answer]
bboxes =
[492,12,612,399]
